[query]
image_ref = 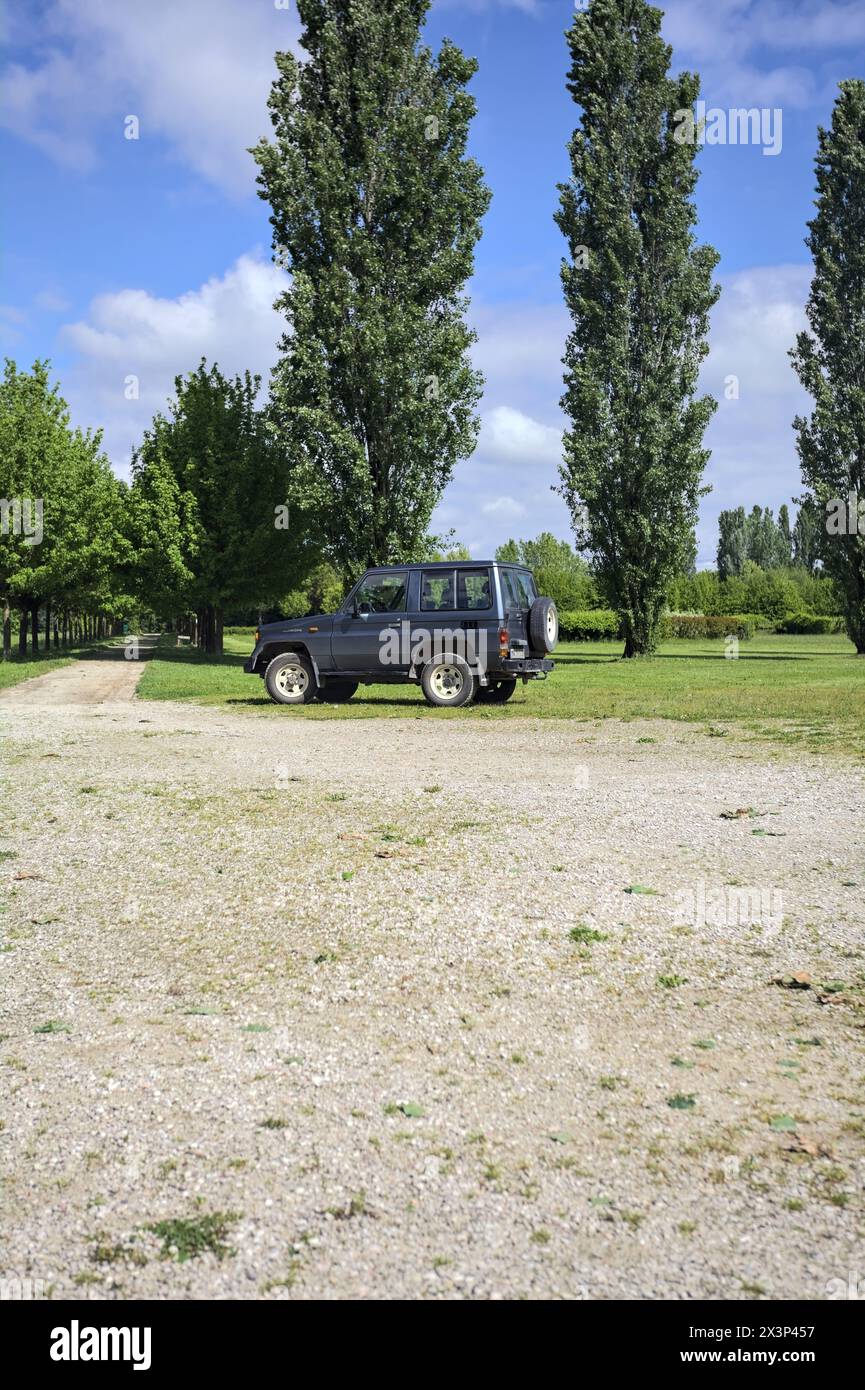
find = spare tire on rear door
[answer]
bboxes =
[528,597,559,654]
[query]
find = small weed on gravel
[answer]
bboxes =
[147,1211,240,1262]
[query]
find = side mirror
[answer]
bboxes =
[355,600,371,618]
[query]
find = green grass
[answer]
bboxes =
[0,651,76,691]
[0,637,121,691]
[133,629,865,754]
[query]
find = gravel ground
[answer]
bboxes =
[1,666,864,1301]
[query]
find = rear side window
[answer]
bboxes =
[457,568,492,610]
[420,570,455,611]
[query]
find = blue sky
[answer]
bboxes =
[2,0,864,564]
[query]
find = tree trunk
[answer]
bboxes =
[30,602,39,655]
[19,601,28,656]
[2,596,10,660]
[44,600,52,652]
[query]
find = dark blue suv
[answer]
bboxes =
[244,561,557,707]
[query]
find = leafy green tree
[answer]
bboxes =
[555,0,719,656]
[792,497,821,573]
[495,532,597,610]
[791,81,865,652]
[717,506,746,580]
[131,361,310,652]
[776,504,793,566]
[0,360,130,657]
[251,0,491,574]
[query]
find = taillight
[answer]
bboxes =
[254,628,260,644]
[499,626,509,658]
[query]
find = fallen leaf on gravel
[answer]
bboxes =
[374,849,401,859]
[12,870,43,881]
[772,972,812,989]
[549,1132,571,1144]
[624,884,659,895]
[720,807,758,819]
[769,1114,797,1131]
[41,753,61,759]
[338,832,367,842]
[784,1134,835,1159]
[817,992,858,1008]
[399,1102,424,1118]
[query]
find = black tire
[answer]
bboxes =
[320,680,358,704]
[264,652,318,705]
[528,596,558,654]
[476,678,517,704]
[420,654,477,708]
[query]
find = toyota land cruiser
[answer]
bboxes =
[243,561,557,707]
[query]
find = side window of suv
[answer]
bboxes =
[421,570,455,611]
[457,568,492,610]
[355,573,408,613]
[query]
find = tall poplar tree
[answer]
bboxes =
[791,80,865,653]
[250,0,490,573]
[555,0,719,656]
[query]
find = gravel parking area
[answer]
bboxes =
[1,673,864,1300]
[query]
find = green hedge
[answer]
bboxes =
[775,611,845,635]
[557,610,756,642]
[661,613,755,640]
[558,609,620,640]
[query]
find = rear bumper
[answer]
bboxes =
[500,657,554,677]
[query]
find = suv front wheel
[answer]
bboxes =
[265,652,318,705]
[420,655,476,708]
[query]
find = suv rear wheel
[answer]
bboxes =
[420,655,476,708]
[476,678,517,704]
[265,652,318,705]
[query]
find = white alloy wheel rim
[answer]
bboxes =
[546,608,558,642]
[430,663,463,701]
[275,662,308,697]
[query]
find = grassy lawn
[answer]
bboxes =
[0,648,80,691]
[0,636,128,692]
[135,628,865,754]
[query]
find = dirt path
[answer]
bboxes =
[0,635,160,706]
[1,697,863,1301]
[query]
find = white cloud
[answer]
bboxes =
[481,405,562,466]
[481,495,527,518]
[0,0,301,196]
[60,253,287,474]
[661,0,865,109]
